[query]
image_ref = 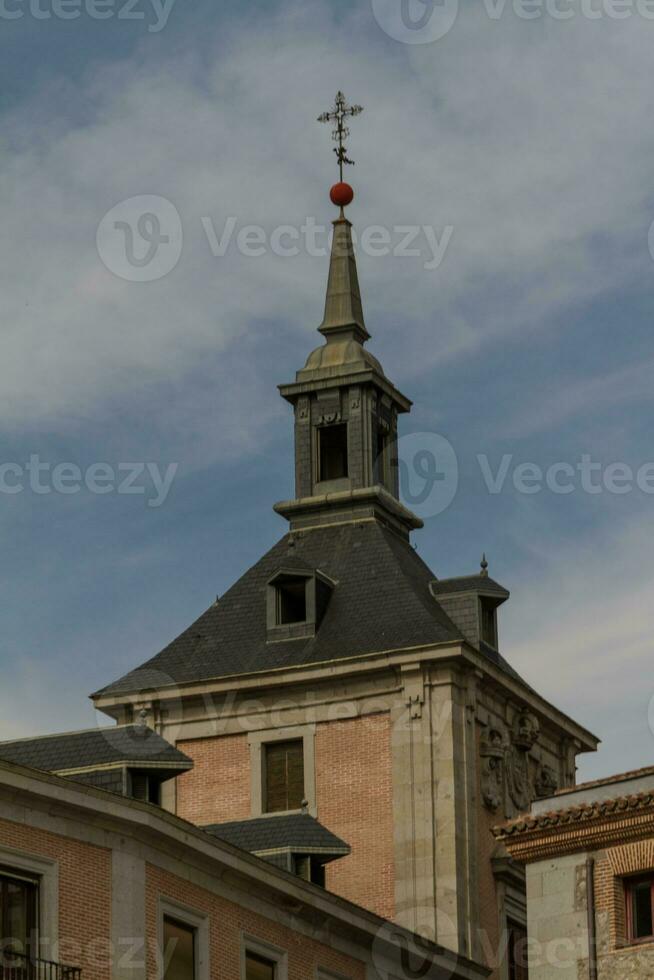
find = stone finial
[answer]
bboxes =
[480,553,489,577]
[301,799,309,815]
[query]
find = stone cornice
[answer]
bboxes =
[93,638,598,751]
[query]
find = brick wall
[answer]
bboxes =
[176,734,250,825]
[592,839,654,977]
[0,816,112,980]
[315,713,394,920]
[146,864,366,980]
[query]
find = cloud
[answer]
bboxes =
[1,0,654,450]
[502,513,654,780]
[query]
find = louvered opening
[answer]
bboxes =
[264,740,305,813]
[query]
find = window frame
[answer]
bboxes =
[625,873,654,945]
[240,934,288,980]
[0,845,58,960]
[0,866,39,957]
[248,725,316,818]
[157,897,209,980]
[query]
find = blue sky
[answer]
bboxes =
[1,0,653,783]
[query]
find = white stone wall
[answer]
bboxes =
[524,854,589,980]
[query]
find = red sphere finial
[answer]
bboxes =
[330,182,354,208]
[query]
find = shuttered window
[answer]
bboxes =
[264,740,304,813]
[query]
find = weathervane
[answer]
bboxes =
[318,92,363,209]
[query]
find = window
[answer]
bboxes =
[374,427,388,486]
[163,916,196,980]
[0,868,38,956]
[481,600,497,647]
[318,424,348,482]
[626,874,654,943]
[245,952,276,980]
[507,921,528,980]
[264,740,304,813]
[241,937,287,980]
[275,578,307,625]
[293,855,325,887]
[130,772,162,805]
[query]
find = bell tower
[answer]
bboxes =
[274,93,421,540]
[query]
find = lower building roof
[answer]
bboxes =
[203,812,350,861]
[0,723,192,774]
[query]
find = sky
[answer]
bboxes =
[0,0,653,783]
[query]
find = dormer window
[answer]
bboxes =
[318,423,348,482]
[266,566,334,641]
[275,577,307,625]
[480,599,498,648]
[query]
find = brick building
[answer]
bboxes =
[0,755,488,980]
[1,172,601,980]
[495,766,654,979]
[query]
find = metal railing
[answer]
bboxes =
[0,952,81,980]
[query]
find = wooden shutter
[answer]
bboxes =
[265,740,304,812]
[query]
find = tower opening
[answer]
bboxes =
[318,423,349,482]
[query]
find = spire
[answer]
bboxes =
[318,215,370,344]
[316,91,369,346]
[275,94,420,540]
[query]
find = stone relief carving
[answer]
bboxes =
[535,763,559,798]
[505,711,540,812]
[481,711,544,816]
[317,409,341,425]
[480,728,506,812]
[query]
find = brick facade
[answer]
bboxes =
[146,864,366,980]
[316,713,394,920]
[174,714,395,921]
[0,815,111,980]
[176,733,250,825]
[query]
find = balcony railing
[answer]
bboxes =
[0,952,81,980]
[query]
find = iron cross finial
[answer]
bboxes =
[317,91,364,181]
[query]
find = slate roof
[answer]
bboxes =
[430,574,509,598]
[96,521,468,697]
[0,725,192,773]
[203,813,350,858]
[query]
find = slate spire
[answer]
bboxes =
[318,214,370,345]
